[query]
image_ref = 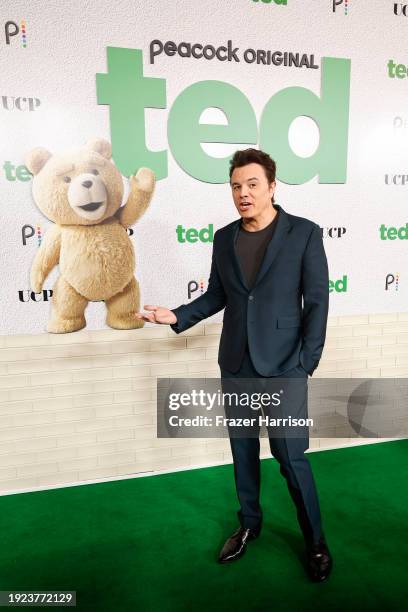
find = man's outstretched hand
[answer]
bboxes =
[135,305,177,325]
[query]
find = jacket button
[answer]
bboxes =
[248,295,254,301]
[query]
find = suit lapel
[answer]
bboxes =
[253,205,291,288]
[231,219,249,291]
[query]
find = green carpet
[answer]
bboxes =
[0,439,407,611]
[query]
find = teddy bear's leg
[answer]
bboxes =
[47,276,88,333]
[105,277,144,330]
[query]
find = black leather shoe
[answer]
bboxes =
[218,526,261,564]
[306,536,333,582]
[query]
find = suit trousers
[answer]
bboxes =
[220,344,323,546]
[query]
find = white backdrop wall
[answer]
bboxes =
[1,0,407,335]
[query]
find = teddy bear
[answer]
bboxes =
[25,137,155,333]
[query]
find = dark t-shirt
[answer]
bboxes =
[235,211,279,290]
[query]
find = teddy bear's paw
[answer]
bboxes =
[31,283,43,295]
[133,168,155,192]
[106,314,145,330]
[47,316,86,334]
[30,274,44,295]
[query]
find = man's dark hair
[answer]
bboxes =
[229,148,277,204]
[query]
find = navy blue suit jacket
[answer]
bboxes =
[170,204,329,376]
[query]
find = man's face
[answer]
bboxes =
[230,163,276,220]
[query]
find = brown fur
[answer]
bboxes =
[25,138,155,333]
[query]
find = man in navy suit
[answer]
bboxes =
[136,149,333,582]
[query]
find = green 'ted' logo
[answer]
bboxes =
[96,47,350,184]
[3,161,31,181]
[176,224,214,243]
[252,0,288,4]
[379,223,408,239]
[329,275,348,293]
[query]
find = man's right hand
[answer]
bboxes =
[135,305,177,325]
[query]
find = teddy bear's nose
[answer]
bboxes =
[82,180,93,189]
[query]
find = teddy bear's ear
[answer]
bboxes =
[25,147,52,175]
[86,138,112,160]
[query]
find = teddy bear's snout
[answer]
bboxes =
[67,172,109,222]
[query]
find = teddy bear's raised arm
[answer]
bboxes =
[116,167,155,228]
[30,225,62,294]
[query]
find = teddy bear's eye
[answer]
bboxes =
[91,169,99,176]
[63,176,71,183]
